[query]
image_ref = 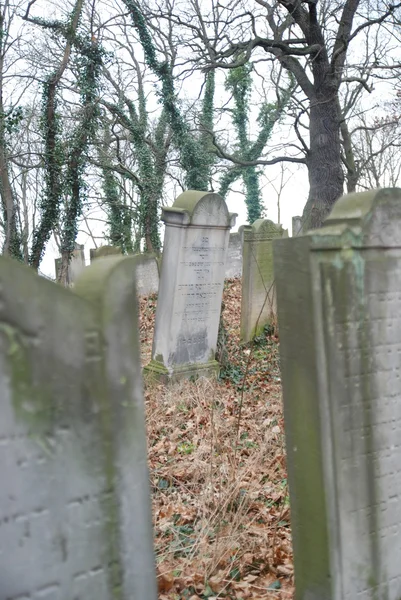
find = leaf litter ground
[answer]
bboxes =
[139,278,294,600]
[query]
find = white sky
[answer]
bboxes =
[31,1,397,278]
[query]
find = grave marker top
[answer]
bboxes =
[162,190,234,227]
[243,218,285,240]
[90,245,122,262]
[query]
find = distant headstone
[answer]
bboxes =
[55,243,85,285]
[134,254,160,296]
[0,256,157,599]
[240,219,286,342]
[292,215,303,236]
[90,245,122,262]
[225,229,244,278]
[90,248,160,296]
[144,190,236,381]
[274,188,401,600]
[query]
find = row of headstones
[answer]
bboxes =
[55,244,161,296]
[115,191,287,381]
[56,201,288,365]
[56,232,246,288]
[2,187,401,599]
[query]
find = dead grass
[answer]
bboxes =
[139,279,294,600]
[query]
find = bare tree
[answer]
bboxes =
[350,113,401,190]
[0,0,30,258]
[134,0,401,229]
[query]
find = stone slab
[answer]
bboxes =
[292,215,303,237]
[0,255,157,600]
[55,244,86,285]
[133,254,159,296]
[240,219,286,342]
[90,248,160,296]
[274,188,401,600]
[225,230,243,279]
[144,190,236,381]
[90,245,122,262]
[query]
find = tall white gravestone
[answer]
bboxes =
[145,191,236,381]
[274,188,401,600]
[0,255,157,600]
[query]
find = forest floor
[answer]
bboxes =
[139,278,294,600]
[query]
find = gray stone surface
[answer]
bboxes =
[274,188,401,600]
[90,249,160,296]
[240,219,286,342]
[0,255,157,600]
[55,244,86,285]
[144,190,236,381]
[225,230,243,278]
[133,254,159,296]
[292,215,302,237]
[90,245,122,262]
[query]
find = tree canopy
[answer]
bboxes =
[1,0,401,272]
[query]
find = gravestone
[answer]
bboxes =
[225,229,244,279]
[144,190,236,381]
[90,245,122,262]
[133,254,160,296]
[292,215,302,237]
[274,188,401,600]
[55,243,85,285]
[90,248,160,296]
[0,255,157,599]
[240,219,286,342]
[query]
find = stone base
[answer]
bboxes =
[143,359,220,383]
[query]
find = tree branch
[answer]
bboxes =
[210,129,306,167]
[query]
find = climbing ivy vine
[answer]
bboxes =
[123,0,215,191]
[220,64,294,222]
[58,36,103,279]
[0,9,23,260]
[99,124,134,253]
[26,1,103,275]
[104,95,168,253]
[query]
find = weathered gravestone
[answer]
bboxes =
[240,219,287,342]
[0,255,157,599]
[292,215,303,237]
[274,188,401,600]
[225,229,244,279]
[90,245,122,262]
[90,248,160,296]
[134,254,160,296]
[144,190,236,381]
[55,243,86,286]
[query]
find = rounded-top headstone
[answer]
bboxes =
[243,218,285,242]
[321,187,401,246]
[324,189,379,226]
[252,219,284,235]
[90,245,122,262]
[162,190,236,228]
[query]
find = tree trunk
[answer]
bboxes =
[340,114,358,193]
[302,94,344,230]
[57,250,71,286]
[0,93,21,257]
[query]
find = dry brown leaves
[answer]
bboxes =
[139,279,294,600]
